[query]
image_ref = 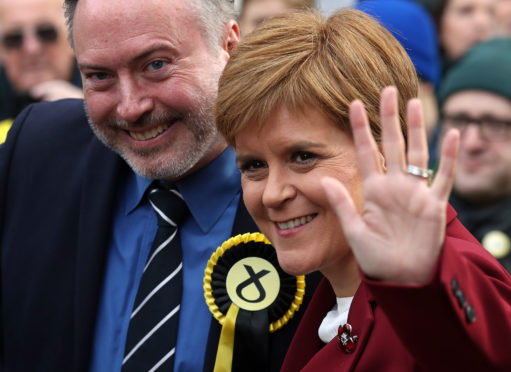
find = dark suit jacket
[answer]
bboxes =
[0,99,320,372]
[281,207,511,372]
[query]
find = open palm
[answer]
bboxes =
[322,86,460,285]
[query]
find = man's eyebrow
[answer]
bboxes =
[132,44,174,63]
[78,44,174,70]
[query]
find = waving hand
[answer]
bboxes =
[321,86,460,285]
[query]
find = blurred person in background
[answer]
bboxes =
[315,0,356,16]
[0,0,82,141]
[495,0,511,35]
[354,0,442,164]
[438,38,511,272]
[239,0,315,35]
[415,0,495,75]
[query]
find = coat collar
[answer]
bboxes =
[281,278,375,371]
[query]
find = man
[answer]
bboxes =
[0,0,318,371]
[438,38,511,272]
[0,0,83,138]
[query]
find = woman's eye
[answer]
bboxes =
[292,151,316,163]
[238,159,266,173]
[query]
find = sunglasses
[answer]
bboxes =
[1,24,59,50]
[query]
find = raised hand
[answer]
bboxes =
[321,86,460,285]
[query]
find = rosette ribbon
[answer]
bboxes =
[203,233,305,372]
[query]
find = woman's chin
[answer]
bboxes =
[278,255,315,277]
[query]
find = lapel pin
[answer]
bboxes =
[338,323,358,353]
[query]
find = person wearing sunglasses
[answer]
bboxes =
[438,38,511,273]
[0,0,83,141]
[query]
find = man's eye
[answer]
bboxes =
[148,60,166,71]
[292,151,316,163]
[90,72,110,81]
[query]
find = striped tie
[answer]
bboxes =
[122,184,189,372]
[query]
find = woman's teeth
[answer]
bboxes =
[277,214,315,230]
[129,123,171,141]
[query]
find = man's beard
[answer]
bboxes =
[85,93,221,181]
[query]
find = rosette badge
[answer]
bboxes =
[204,232,305,372]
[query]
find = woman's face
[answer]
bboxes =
[440,0,495,60]
[235,105,364,278]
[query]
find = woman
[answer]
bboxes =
[216,8,511,371]
[423,0,495,75]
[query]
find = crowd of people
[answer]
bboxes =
[1,0,511,371]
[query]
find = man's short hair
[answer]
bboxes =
[63,0,235,50]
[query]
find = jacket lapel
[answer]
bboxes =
[73,138,126,371]
[282,280,376,371]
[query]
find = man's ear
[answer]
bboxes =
[222,20,240,57]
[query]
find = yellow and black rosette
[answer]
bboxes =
[204,232,305,372]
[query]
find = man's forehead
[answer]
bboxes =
[0,0,61,12]
[73,0,207,64]
[0,0,64,24]
[73,0,198,38]
[75,0,195,19]
[444,90,511,114]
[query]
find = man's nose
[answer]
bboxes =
[461,124,486,150]
[116,77,154,122]
[21,32,43,54]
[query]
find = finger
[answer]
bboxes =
[349,100,384,179]
[406,98,429,169]
[432,128,460,200]
[380,86,406,173]
[321,176,365,238]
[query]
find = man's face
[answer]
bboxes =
[73,0,239,181]
[0,0,75,92]
[442,90,511,202]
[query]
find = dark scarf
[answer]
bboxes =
[450,192,511,273]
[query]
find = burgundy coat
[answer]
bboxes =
[281,206,511,371]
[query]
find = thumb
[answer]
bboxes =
[321,177,363,236]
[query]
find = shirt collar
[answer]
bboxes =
[125,148,241,233]
[176,148,241,233]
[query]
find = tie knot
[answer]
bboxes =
[148,185,189,227]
